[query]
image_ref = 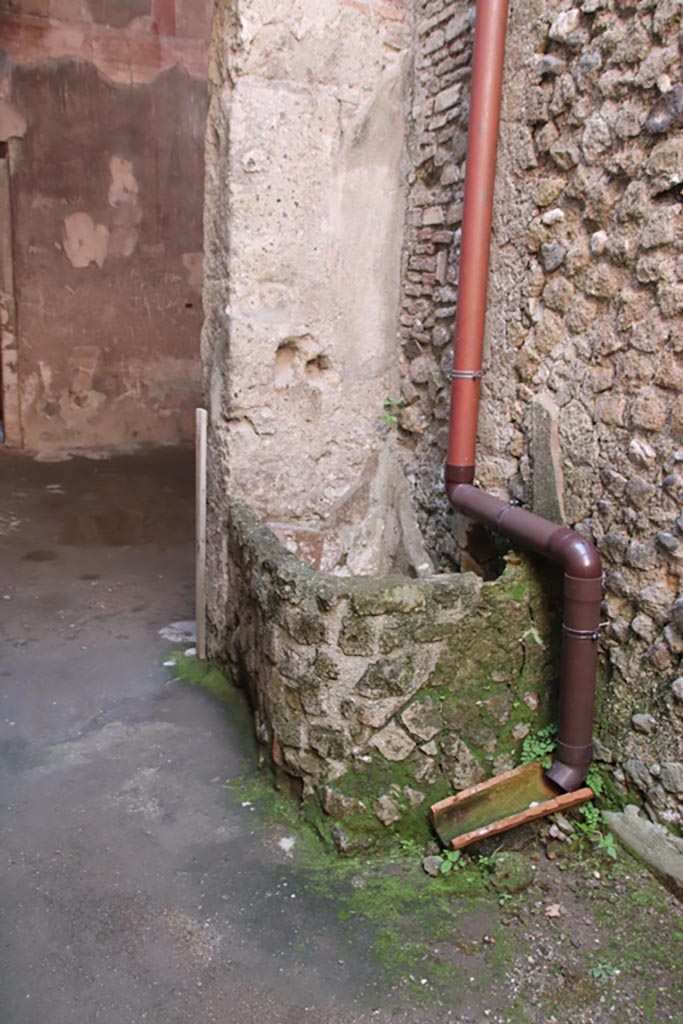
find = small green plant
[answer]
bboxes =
[595,832,618,860]
[570,803,618,860]
[588,959,620,984]
[439,849,464,875]
[578,802,602,835]
[397,838,423,858]
[381,395,406,426]
[585,765,605,797]
[476,853,496,874]
[519,724,558,768]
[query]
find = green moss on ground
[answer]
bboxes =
[170,651,258,757]
[229,756,683,1018]
[171,655,683,1019]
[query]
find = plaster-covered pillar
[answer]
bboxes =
[203,0,432,643]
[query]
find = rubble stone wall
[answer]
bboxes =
[222,501,558,849]
[395,0,683,827]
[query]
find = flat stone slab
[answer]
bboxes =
[604,806,683,899]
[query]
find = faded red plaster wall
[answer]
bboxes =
[0,0,211,450]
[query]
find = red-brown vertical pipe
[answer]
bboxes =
[447,0,509,483]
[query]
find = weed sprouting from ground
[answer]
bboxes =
[516,730,618,860]
[568,803,618,861]
[437,849,464,874]
[396,837,423,858]
[588,958,621,984]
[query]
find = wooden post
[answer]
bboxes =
[0,140,22,447]
[195,408,208,660]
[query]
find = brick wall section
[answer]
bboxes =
[395,0,476,566]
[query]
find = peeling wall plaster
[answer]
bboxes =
[4,39,210,449]
[0,0,211,83]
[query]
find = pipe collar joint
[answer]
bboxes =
[445,465,475,487]
[547,528,602,580]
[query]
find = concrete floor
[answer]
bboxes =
[0,448,421,1024]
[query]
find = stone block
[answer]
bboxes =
[583,264,622,300]
[533,176,565,207]
[309,726,347,761]
[351,578,427,616]
[640,209,678,250]
[630,390,668,431]
[370,723,416,762]
[540,243,566,272]
[646,137,683,193]
[422,205,445,226]
[339,615,376,657]
[632,712,657,735]
[626,541,656,570]
[433,82,462,114]
[401,698,442,742]
[404,786,426,807]
[355,656,417,700]
[549,8,580,42]
[531,393,566,525]
[660,763,683,795]
[441,734,484,790]
[604,806,683,898]
[374,794,402,826]
[581,114,611,164]
[320,786,363,821]
[639,583,673,622]
[645,83,683,135]
[423,28,445,55]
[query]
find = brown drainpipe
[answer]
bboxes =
[445,0,603,792]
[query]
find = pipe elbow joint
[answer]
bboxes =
[547,528,602,580]
[445,481,470,516]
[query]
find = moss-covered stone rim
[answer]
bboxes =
[228,499,490,608]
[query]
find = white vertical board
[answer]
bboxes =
[195,407,208,660]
